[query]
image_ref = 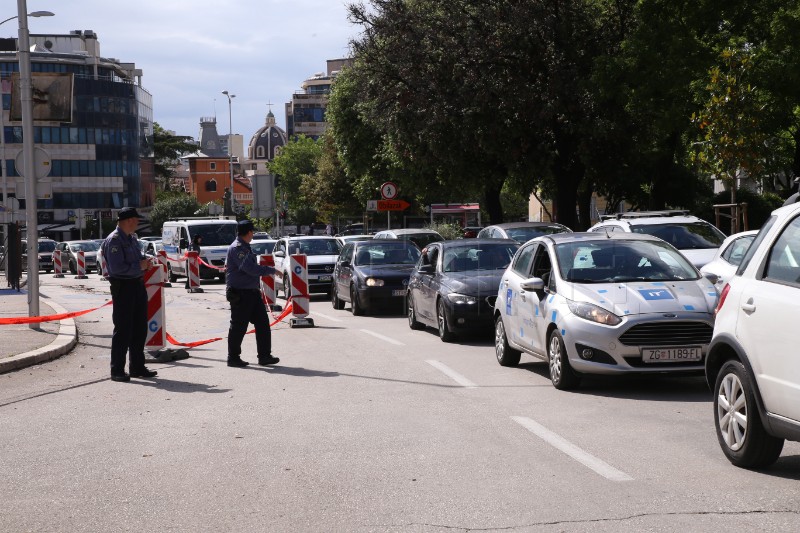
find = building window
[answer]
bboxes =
[257,146,265,158]
[205,179,217,192]
[210,162,216,170]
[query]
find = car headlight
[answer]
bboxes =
[446,293,479,305]
[567,300,622,325]
[366,278,384,287]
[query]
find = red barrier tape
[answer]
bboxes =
[166,332,223,348]
[198,258,226,271]
[0,301,112,325]
[163,252,188,262]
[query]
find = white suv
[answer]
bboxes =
[706,201,800,468]
[589,210,727,269]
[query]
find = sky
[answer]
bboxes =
[6,0,360,141]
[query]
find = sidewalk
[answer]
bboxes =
[0,275,78,374]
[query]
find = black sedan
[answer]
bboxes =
[331,239,421,315]
[407,239,518,341]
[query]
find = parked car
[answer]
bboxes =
[56,240,99,274]
[407,239,519,341]
[589,210,727,269]
[699,230,758,291]
[272,236,341,297]
[250,239,277,256]
[331,239,421,315]
[335,234,374,247]
[477,222,571,243]
[705,201,800,468]
[493,232,718,390]
[372,228,444,249]
[21,238,57,273]
[162,218,238,282]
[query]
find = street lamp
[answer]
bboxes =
[221,90,235,212]
[0,10,54,28]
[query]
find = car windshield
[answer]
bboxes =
[251,241,276,255]
[38,241,56,252]
[556,240,699,283]
[506,225,568,242]
[189,224,238,247]
[70,241,100,252]
[443,243,518,272]
[406,233,443,248]
[631,222,725,249]
[354,242,421,266]
[287,239,341,256]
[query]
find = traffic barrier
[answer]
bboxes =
[259,254,278,309]
[97,249,108,281]
[144,265,166,351]
[75,250,88,279]
[198,257,225,271]
[186,251,203,293]
[288,254,314,328]
[53,250,64,278]
[157,250,172,287]
[0,301,112,325]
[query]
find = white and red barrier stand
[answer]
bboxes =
[144,264,166,351]
[97,249,109,282]
[288,254,314,328]
[53,250,64,278]
[75,250,88,279]
[157,250,172,287]
[186,251,203,293]
[259,254,281,311]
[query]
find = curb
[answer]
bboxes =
[0,293,79,374]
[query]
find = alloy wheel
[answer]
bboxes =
[717,373,748,451]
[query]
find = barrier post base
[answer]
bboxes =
[145,348,191,363]
[187,287,204,293]
[75,275,88,280]
[270,304,283,312]
[53,274,64,278]
[290,317,315,328]
[163,281,173,287]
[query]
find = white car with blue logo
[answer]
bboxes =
[493,232,719,390]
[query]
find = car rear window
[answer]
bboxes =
[631,222,726,249]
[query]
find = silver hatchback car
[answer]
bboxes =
[493,232,719,389]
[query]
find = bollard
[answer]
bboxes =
[97,249,109,282]
[259,254,280,311]
[75,250,88,279]
[157,250,172,287]
[144,265,166,351]
[53,250,64,278]
[186,251,203,293]
[289,253,314,328]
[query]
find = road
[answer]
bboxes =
[1,274,799,532]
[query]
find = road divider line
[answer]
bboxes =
[426,360,477,388]
[511,416,633,482]
[311,311,343,323]
[360,329,405,346]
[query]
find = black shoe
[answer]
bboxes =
[110,373,130,382]
[227,358,250,368]
[258,356,280,366]
[130,368,158,378]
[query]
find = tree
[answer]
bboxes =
[149,193,203,233]
[153,123,196,192]
[267,136,323,225]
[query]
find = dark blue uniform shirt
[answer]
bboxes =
[226,237,276,290]
[102,227,145,279]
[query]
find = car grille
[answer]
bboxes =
[618,321,713,347]
[309,264,335,274]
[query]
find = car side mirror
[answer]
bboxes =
[520,277,545,292]
[340,260,350,267]
[418,264,435,274]
[703,272,719,285]
[274,250,285,258]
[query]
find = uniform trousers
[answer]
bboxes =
[226,288,271,359]
[109,277,148,375]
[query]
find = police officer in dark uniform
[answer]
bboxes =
[102,207,158,382]
[225,219,280,367]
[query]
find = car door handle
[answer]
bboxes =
[741,299,756,313]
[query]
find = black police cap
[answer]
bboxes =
[237,219,255,235]
[118,207,142,220]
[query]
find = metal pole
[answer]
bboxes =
[17,0,40,327]
[222,91,235,207]
[1,70,8,278]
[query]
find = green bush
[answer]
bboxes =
[425,222,464,240]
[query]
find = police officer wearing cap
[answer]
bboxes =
[225,219,280,367]
[102,207,158,382]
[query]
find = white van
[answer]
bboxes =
[161,217,238,282]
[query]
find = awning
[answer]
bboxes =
[42,224,76,232]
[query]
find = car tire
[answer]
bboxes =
[713,360,784,468]
[495,316,521,366]
[168,264,178,283]
[437,299,456,342]
[350,285,365,316]
[408,292,424,330]
[69,260,77,275]
[45,268,52,273]
[331,283,345,310]
[283,274,292,299]
[548,330,579,390]
[217,273,226,282]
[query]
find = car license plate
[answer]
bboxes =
[318,275,332,282]
[641,346,702,363]
[392,289,405,296]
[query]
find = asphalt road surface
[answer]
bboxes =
[1,275,799,532]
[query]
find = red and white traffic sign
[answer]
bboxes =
[380,181,398,200]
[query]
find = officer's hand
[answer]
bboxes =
[140,258,153,270]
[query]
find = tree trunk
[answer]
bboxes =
[551,129,582,230]
[484,179,504,225]
[576,186,593,230]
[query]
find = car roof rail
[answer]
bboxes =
[601,210,691,221]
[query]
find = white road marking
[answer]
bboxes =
[360,329,405,346]
[311,311,343,323]
[511,416,633,482]
[426,360,477,388]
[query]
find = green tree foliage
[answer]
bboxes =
[153,123,196,191]
[267,136,323,225]
[149,193,202,233]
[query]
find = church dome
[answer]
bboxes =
[248,110,288,161]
